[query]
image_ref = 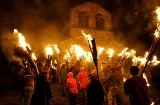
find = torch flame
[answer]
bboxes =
[107,48,114,58]
[143,73,150,86]
[118,48,128,57]
[81,30,93,49]
[64,50,71,62]
[53,44,60,53]
[70,44,84,60]
[151,56,160,66]
[14,29,31,51]
[98,46,104,58]
[32,53,37,61]
[45,46,53,58]
[156,7,160,21]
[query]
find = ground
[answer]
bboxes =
[0,83,79,105]
[0,82,160,105]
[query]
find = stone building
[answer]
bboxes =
[61,2,125,75]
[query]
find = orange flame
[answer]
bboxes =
[81,30,93,49]
[53,44,60,53]
[13,29,31,51]
[107,48,114,58]
[45,45,53,58]
[143,73,150,86]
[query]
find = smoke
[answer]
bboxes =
[0,0,160,60]
[0,31,22,63]
[0,0,71,61]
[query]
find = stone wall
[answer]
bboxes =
[60,2,125,77]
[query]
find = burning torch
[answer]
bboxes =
[45,45,53,72]
[82,31,99,81]
[13,29,39,76]
[141,7,160,76]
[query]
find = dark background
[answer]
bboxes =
[1,0,160,91]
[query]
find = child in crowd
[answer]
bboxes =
[66,72,78,105]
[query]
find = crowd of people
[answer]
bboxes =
[18,63,151,105]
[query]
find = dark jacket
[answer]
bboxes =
[31,76,53,105]
[124,76,150,105]
[87,79,104,105]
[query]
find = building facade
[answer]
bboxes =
[61,2,124,76]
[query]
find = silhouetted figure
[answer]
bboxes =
[60,64,67,96]
[66,72,78,105]
[87,72,104,105]
[70,61,78,78]
[19,67,36,105]
[124,66,150,105]
[31,71,53,105]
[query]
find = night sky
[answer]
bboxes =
[0,0,160,66]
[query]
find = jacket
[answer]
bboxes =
[66,72,78,94]
[77,69,89,89]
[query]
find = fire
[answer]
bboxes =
[84,51,92,62]
[156,7,160,21]
[154,29,159,38]
[81,30,93,50]
[64,50,71,61]
[150,102,154,105]
[107,48,114,58]
[53,44,60,53]
[32,53,37,61]
[143,73,150,86]
[54,59,57,64]
[118,48,128,57]
[151,56,160,66]
[97,46,104,58]
[123,78,126,82]
[70,44,84,60]
[45,45,53,58]
[132,56,138,66]
[13,29,31,51]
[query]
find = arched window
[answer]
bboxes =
[78,12,89,28]
[96,14,104,29]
